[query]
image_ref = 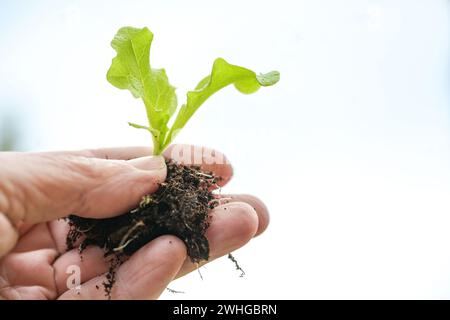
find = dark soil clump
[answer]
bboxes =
[66,160,220,297]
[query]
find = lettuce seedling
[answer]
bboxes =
[107,26,279,155]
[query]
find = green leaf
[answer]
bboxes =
[107,27,177,154]
[128,122,160,139]
[163,58,280,149]
[256,71,280,86]
[107,26,280,154]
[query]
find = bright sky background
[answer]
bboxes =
[0,0,449,299]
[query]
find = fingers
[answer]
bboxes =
[52,194,269,292]
[218,194,270,236]
[58,235,186,300]
[11,223,55,253]
[0,212,19,258]
[0,248,58,291]
[53,245,109,295]
[175,202,259,278]
[0,152,167,224]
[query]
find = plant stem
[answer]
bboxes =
[152,136,161,155]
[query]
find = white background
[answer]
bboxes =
[0,0,449,299]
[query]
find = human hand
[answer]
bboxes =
[0,145,269,299]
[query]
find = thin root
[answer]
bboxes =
[113,220,145,252]
[195,172,214,179]
[196,263,204,280]
[228,253,245,277]
[166,287,185,294]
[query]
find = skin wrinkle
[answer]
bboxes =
[40,250,60,300]
[0,285,52,300]
[0,258,10,299]
[44,155,111,216]
[1,153,85,224]
[0,285,21,299]
[115,266,136,300]
[46,222,63,256]
[22,177,48,225]
[79,167,141,216]
[45,222,61,299]
[64,157,95,213]
[0,255,20,299]
[36,155,121,220]
[69,156,145,216]
[54,155,98,217]
[1,228,59,298]
[109,245,153,299]
[0,178,26,225]
[0,153,12,216]
[40,285,56,300]
[22,159,59,224]
[0,188,9,219]
[0,212,18,258]
[101,239,185,300]
[4,250,55,286]
[125,262,166,299]
[124,239,185,298]
[127,171,159,200]
[6,154,42,223]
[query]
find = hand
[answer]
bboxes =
[0,145,269,299]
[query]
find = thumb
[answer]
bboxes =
[0,152,167,224]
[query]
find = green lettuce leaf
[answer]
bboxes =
[107,26,279,154]
[162,58,280,149]
[107,26,177,154]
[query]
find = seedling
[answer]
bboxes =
[66,26,279,298]
[106,26,279,154]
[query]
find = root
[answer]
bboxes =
[196,263,204,280]
[113,220,145,252]
[77,225,95,233]
[113,236,138,252]
[228,253,245,277]
[195,172,214,179]
[166,287,185,294]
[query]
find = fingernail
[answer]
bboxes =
[128,155,166,171]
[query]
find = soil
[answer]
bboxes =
[66,160,221,297]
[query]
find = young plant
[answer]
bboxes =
[106,26,279,155]
[67,27,279,296]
